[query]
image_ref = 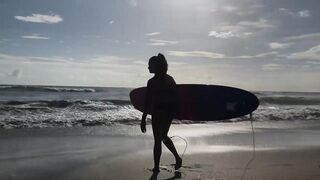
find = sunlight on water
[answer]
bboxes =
[169,123,250,138]
[186,145,251,154]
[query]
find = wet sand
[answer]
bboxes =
[58,148,320,180]
[1,122,320,180]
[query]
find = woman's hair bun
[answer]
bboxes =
[157,53,165,60]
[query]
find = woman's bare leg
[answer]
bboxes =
[163,136,181,161]
[162,115,182,169]
[152,114,162,172]
[153,139,161,172]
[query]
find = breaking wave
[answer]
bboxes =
[0,99,139,129]
[259,96,320,105]
[0,99,320,129]
[0,87,319,129]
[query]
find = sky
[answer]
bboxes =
[0,0,320,92]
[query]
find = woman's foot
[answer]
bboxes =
[175,157,182,170]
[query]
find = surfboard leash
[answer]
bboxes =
[250,113,256,153]
[169,135,188,160]
[240,113,256,180]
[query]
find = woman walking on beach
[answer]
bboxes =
[141,53,182,173]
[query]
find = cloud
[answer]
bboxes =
[269,42,290,49]
[208,31,238,39]
[238,18,274,29]
[0,53,135,65]
[0,53,146,87]
[279,8,311,18]
[212,3,264,16]
[109,20,114,24]
[270,33,319,55]
[279,8,295,16]
[146,32,160,36]
[167,50,277,59]
[125,40,136,45]
[14,13,63,24]
[133,61,147,65]
[168,51,225,59]
[284,33,320,41]
[287,44,320,60]
[22,34,50,40]
[262,64,284,71]
[89,55,133,64]
[148,39,179,46]
[0,53,75,64]
[223,6,238,12]
[236,51,278,59]
[299,10,311,18]
[210,19,272,38]
[306,61,320,65]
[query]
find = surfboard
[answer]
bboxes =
[130,84,259,121]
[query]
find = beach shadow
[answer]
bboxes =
[148,171,182,180]
[165,171,182,180]
[148,167,183,180]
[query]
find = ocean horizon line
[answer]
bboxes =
[1,84,319,94]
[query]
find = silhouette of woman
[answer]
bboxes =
[141,53,182,173]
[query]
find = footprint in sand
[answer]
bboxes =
[157,164,203,173]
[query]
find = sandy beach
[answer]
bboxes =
[1,121,320,180]
[58,148,320,180]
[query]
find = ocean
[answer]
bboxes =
[0,84,319,129]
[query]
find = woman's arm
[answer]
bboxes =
[141,80,152,133]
